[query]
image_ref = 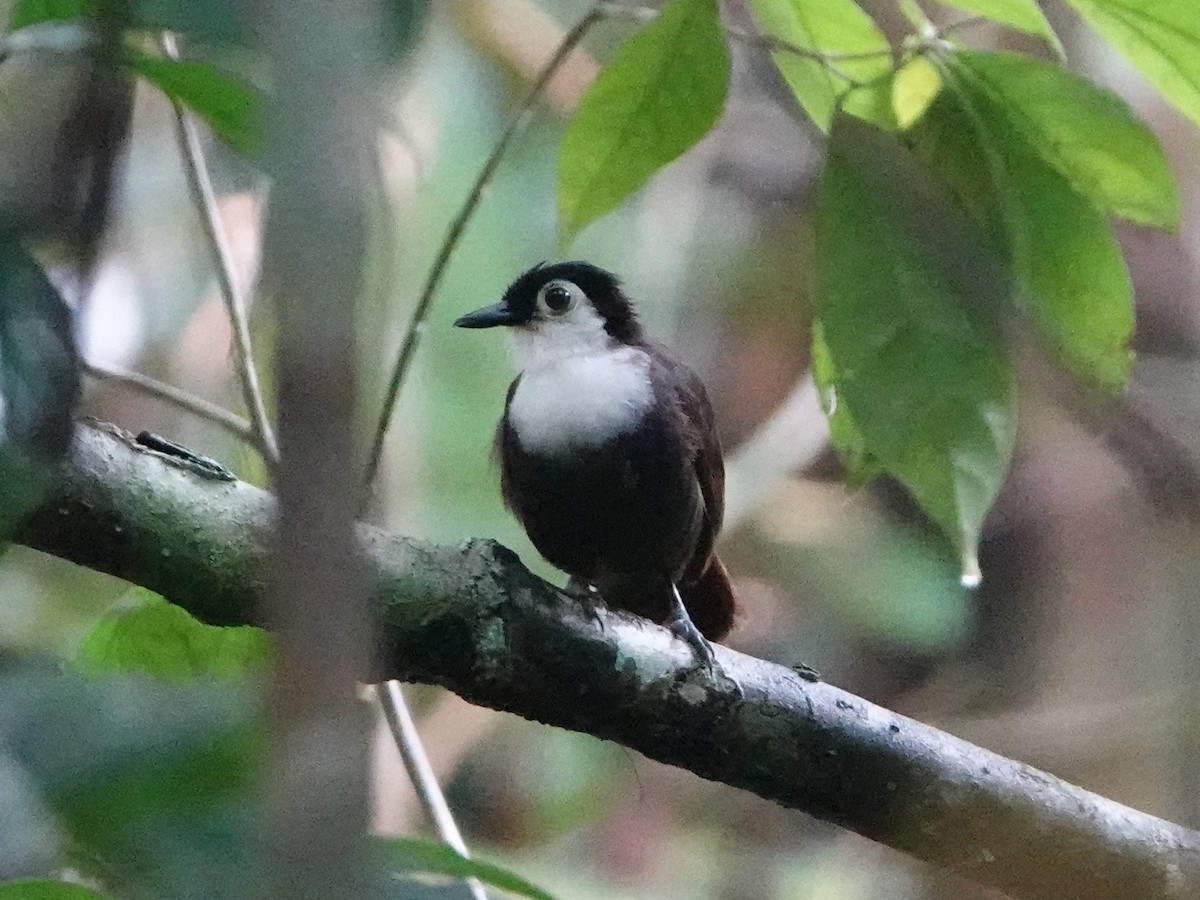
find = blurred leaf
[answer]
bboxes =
[10,0,421,52]
[128,0,247,45]
[814,114,1016,574]
[124,49,259,155]
[952,50,1180,229]
[380,0,431,62]
[378,838,556,900]
[806,527,971,651]
[557,0,728,244]
[7,0,87,29]
[519,730,621,839]
[936,0,1063,54]
[0,880,112,900]
[747,0,893,131]
[8,0,249,45]
[914,71,1135,392]
[76,588,271,681]
[0,241,78,539]
[892,56,941,130]
[1065,0,1200,130]
[0,662,259,899]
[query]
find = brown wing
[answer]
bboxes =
[654,344,737,639]
[650,342,724,581]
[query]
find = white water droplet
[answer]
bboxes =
[960,547,982,589]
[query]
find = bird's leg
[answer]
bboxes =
[666,582,716,672]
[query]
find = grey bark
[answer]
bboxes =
[16,420,1200,900]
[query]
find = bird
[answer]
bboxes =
[455,261,736,667]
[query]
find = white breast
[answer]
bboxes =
[508,346,653,453]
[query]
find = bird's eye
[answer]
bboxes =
[537,280,580,317]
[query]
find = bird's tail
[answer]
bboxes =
[680,555,737,641]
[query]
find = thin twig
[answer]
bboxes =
[159,32,279,466]
[726,27,875,85]
[378,683,488,900]
[82,360,254,441]
[939,15,990,37]
[360,3,606,505]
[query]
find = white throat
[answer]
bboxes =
[506,304,653,453]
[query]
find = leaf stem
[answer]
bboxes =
[159,32,279,467]
[939,15,991,37]
[378,682,488,900]
[725,27,884,85]
[360,3,606,506]
[82,359,254,441]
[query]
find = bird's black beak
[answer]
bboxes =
[454,301,518,329]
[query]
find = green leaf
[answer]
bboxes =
[1065,0,1200,130]
[124,49,259,155]
[747,0,893,131]
[7,0,87,29]
[76,588,271,680]
[952,50,1180,229]
[810,323,879,486]
[1,662,259,898]
[914,68,1135,393]
[892,56,942,129]
[557,0,728,243]
[377,838,556,900]
[815,114,1016,573]
[935,0,1063,54]
[0,880,112,900]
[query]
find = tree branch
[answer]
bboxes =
[16,420,1200,900]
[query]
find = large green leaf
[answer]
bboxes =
[914,68,1135,393]
[747,0,893,131]
[1065,0,1200,130]
[935,0,1063,54]
[557,0,728,243]
[124,49,259,155]
[75,588,271,681]
[814,114,1016,577]
[377,838,556,900]
[953,50,1180,229]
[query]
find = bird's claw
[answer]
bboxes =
[666,584,740,695]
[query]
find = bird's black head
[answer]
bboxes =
[454,261,642,345]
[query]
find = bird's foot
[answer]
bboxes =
[665,603,716,670]
[667,584,740,694]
